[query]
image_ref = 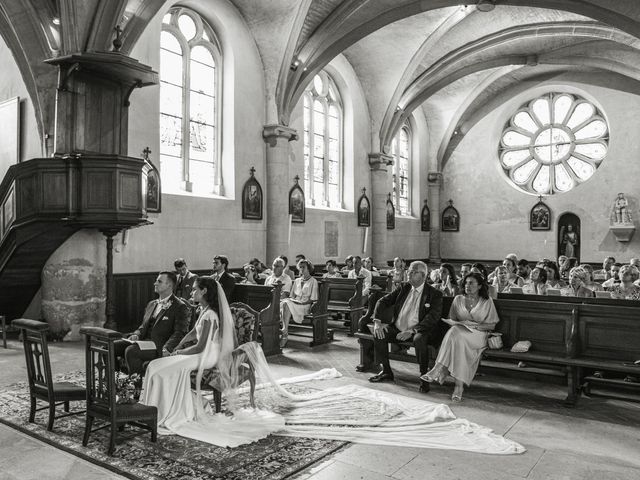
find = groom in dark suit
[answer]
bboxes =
[115,271,190,375]
[364,261,443,393]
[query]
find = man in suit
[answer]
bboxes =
[174,258,197,301]
[364,261,443,393]
[212,254,235,301]
[114,271,190,375]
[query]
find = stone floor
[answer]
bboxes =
[1,329,639,480]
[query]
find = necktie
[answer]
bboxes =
[397,289,419,332]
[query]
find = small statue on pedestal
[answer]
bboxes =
[611,193,632,225]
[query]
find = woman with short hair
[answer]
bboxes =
[280,260,319,347]
[561,267,594,298]
[492,265,518,294]
[523,266,549,295]
[611,265,640,300]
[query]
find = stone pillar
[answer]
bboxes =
[428,172,443,263]
[263,124,299,263]
[368,153,393,267]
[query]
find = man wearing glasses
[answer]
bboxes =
[366,261,443,393]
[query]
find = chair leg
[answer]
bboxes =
[249,370,256,409]
[47,402,56,431]
[83,415,93,446]
[108,424,117,456]
[64,401,70,412]
[151,421,157,442]
[28,396,36,423]
[213,389,222,413]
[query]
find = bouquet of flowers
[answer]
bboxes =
[113,372,142,404]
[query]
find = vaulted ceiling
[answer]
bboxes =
[3,0,640,164]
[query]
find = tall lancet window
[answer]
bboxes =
[391,124,411,216]
[303,71,343,208]
[160,8,222,195]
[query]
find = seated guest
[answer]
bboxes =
[341,255,354,273]
[322,259,343,278]
[388,256,408,289]
[264,257,293,297]
[516,259,531,281]
[249,257,271,279]
[492,265,518,294]
[593,256,615,282]
[174,258,197,301]
[580,263,603,291]
[457,263,472,284]
[559,257,578,281]
[557,255,568,272]
[543,261,565,288]
[295,254,306,264]
[280,260,318,347]
[368,261,443,393]
[503,257,525,286]
[363,257,380,276]
[470,263,496,298]
[240,264,258,284]
[114,271,190,375]
[434,263,460,297]
[280,255,295,281]
[630,258,640,270]
[523,266,549,295]
[611,265,640,299]
[422,272,499,402]
[561,267,594,298]
[348,255,372,298]
[211,255,236,300]
[602,263,623,290]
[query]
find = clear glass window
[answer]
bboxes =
[160,8,221,195]
[391,125,412,216]
[302,71,343,208]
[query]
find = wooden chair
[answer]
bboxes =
[193,302,258,412]
[80,326,157,456]
[12,318,86,431]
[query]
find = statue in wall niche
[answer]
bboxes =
[611,193,633,225]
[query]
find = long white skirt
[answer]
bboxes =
[140,353,285,447]
[435,326,488,386]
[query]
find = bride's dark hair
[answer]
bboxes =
[195,275,220,314]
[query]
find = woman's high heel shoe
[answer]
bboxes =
[451,393,462,402]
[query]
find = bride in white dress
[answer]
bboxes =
[140,276,285,447]
[140,276,524,454]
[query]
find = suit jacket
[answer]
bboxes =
[175,271,197,300]
[373,282,443,339]
[133,294,190,355]
[215,271,236,302]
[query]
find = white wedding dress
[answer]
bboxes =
[140,285,286,447]
[140,281,524,454]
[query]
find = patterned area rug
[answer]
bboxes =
[0,372,347,480]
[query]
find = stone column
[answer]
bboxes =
[263,124,299,263]
[368,153,393,266]
[428,172,443,263]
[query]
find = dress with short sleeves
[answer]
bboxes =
[282,276,319,324]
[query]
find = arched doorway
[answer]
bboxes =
[557,212,581,263]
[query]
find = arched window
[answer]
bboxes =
[499,93,608,195]
[391,125,411,216]
[303,71,343,208]
[160,8,222,195]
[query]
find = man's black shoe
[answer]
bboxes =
[369,371,395,383]
[355,364,371,372]
[418,380,430,393]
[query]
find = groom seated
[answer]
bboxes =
[114,271,190,375]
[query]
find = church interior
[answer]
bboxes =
[1,1,640,479]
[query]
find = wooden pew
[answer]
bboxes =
[230,283,282,356]
[288,279,333,346]
[324,277,364,336]
[484,298,640,405]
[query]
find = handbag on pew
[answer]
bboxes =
[487,332,503,350]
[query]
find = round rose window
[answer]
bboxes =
[499,93,608,195]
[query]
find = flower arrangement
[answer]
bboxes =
[113,372,142,404]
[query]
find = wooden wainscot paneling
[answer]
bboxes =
[17,174,37,217]
[84,170,115,210]
[115,272,156,332]
[119,172,141,210]
[41,172,68,210]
